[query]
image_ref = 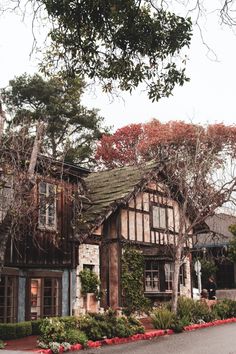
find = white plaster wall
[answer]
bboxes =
[73,244,100,314]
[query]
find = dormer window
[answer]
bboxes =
[38,182,57,229]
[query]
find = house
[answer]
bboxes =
[0,160,194,323]
[73,161,193,312]
[0,159,89,323]
[194,213,236,292]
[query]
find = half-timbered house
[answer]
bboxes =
[74,161,193,312]
[0,160,89,323]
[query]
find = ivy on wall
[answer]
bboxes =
[121,246,151,315]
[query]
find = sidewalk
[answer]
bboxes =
[1,335,38,353]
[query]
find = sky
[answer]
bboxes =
[1,3,236,131]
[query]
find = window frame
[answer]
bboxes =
[150,202,174,232]
[28,276,62,321]
[0,275,18,323]
[38,181,57,230]
[144,260,160,293]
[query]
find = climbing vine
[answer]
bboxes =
[121,246,151,315]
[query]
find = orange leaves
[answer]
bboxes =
[95,119,236,168]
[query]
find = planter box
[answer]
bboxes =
[84,293,98,312]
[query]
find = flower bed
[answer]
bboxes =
[37,317,236,353]
[37,329,174,353]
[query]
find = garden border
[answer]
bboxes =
[36,318,236,353]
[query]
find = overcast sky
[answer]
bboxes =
[1,3,236,131]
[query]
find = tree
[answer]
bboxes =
[1,73,107,165]
[8,0,191,101]
[96,120,236,312]
[228,224,236,262]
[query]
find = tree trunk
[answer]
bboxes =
[171,242,182,313]
[0,102,5,142]
[28,121,45,181]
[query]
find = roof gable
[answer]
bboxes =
[77,161,160,236]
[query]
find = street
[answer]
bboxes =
[84,323,236,354]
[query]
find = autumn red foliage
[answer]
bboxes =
[95,119,236,167]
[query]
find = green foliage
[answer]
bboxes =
[1,73,107,165]
[151,308,175,329]
[31,319,44,335]
[39,317,66,344]
[0,340,6,349]
[228,224,236,262]
[200,259,217,287]
[170,316,190,333]
[79,269,100,296]
[40,0,192,101]
[59,316,78,331]
[177,297,214,323]
[64,329,88,346]
[121,246,151,315]
[0,322,32,340]
[77,311,144,341]
[213,299,236,319]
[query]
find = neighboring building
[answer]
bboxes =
[0,160,89,323]
[0,160,194,323]
[195,213,236,290]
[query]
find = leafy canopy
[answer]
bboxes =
[1,73,107,165]
[39,0,192,101]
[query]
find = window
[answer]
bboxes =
[39,182,57,229]
[144,260,160,292]
[151,204,174,231]
[30,277,61,320]
[164,263,174,292]
[0,275,17,323]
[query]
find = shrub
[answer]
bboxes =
[31,319,44,335]
[213,300,231,319]
[0,322,32,340]
[39,317,66,344]
[79,269,100,296]
[213,299,236,319]
[170,316,190,333]
[0,340,6,349]
[151,308,175,329]
[60,316,78,331]
[64,329,88,346]
[177,296,214,324]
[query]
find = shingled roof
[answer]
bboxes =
[77,160,160,236]
[195,213,236,247]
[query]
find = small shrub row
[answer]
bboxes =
[151,297,236,333]
[0,321,32,340]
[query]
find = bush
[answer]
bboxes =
[39,317,66,344]
[170,316,190,333]
[79,269,100,296]
[0,340,6,349]
[177,296,214,324]
[213,299,236,319]
[59,316,78,331]
[151,308,175,330]
[0,322,32,340]
[31,319,44,335]
[64,329,88,346]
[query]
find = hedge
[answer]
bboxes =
[0,321,32,340]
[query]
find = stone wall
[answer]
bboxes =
[73,244,100,314]
[217,289,236,300]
